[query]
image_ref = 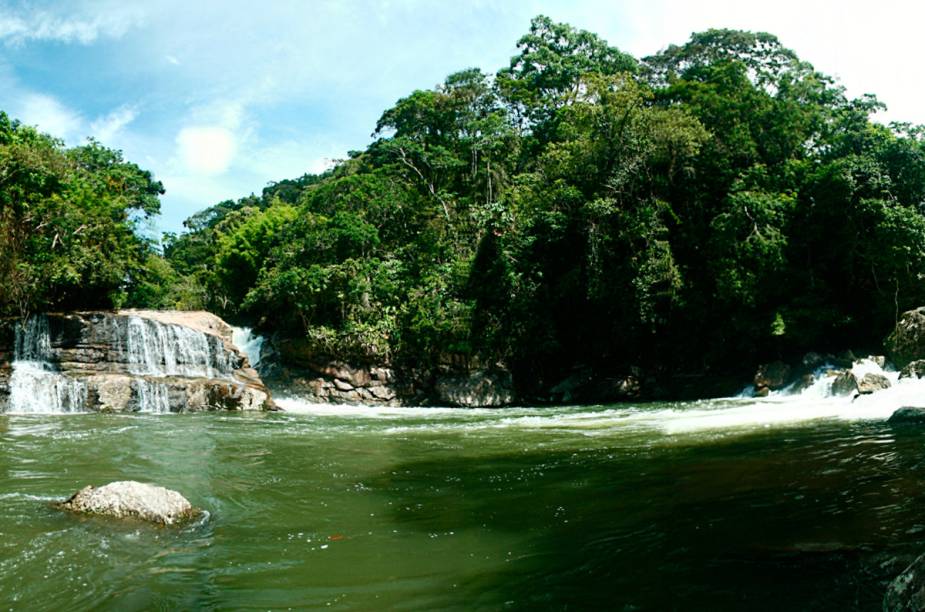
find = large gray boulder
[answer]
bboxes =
[857,372,891,394]
[888,407,925,426]
[886,307,925,368]
[831,370,859,396]
[57,481,198,525]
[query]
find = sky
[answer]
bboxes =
[0,0,922,235]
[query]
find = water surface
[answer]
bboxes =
[3,394,925,610]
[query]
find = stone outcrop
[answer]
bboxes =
[831,370,859,396]
[753,361,791,395]
[0,311,275,412]
[900,360,925,380]
[57,481,198,525]
[435,369,514,408]
[857,372,891,394]
[888,407,925,426]
[886,307,925,368]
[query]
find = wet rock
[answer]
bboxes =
[885,552,925,611]
[0,311,276,412]
[886,307,925,368]
[887,407,925,425]
[57,481,198,525]
[754,361,791,394]
[801,352,827,371]
[831,370,858,396]
[857,372,891,394]
[792,373,816,393]
[900,360,925,380]
[435,369,514,408]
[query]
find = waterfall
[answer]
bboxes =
[134,379,172,413]
[123,316,236,379]
[231,326,264,369]
[8,316,86,413]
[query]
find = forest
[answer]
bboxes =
[4,16,925,398]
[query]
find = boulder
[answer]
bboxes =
[900,360,925,380]
[57,481,198,525]
[886,307,925,368]
[888,407,925,425]
[754,361,792,393]
[831,370,859,396]
[857,372,891,394]
[791,373,817,393]
[885,552,925,611]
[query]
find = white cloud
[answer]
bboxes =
[176,126,237,175]
[17,93,83,140]
[90,105,138,144]
[0,5,145,45]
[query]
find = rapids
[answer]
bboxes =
[4,335,925,608]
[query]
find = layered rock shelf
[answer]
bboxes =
[0,310,275,413]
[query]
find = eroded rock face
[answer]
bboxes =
[57,481,198,525]
[0,311,275,412]
[886,307,925,368]
[435,369,514,408]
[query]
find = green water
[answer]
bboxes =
[2,403,924,610]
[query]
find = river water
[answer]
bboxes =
[4,371,925,610]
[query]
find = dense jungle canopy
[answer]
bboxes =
[5,16,925,395]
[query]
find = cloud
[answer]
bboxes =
[17,93,83,140]
[0,4,145,45]
[176,126,237,175]
[90,105,138,144]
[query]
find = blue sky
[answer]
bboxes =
[0,0,920,235]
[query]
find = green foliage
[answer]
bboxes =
[0,114,167,317]
[151,17,925,387]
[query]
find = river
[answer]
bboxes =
[3,371,925,609]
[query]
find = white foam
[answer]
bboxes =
[274,359,925,438]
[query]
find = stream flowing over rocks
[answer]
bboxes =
[0,311,274,413]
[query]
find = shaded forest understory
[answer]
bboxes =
[5,17,925,400]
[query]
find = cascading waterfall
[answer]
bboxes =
[231,326,264,369]
[133,379,172,413]
[8,316,86,414]
[123,316,236,380]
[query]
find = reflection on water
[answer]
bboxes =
[2,398,925,610]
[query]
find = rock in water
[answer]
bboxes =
[900,360,925,380]
[885,553,925,611]
[58,481,197,525]
[753,361,791,395]
[888,407,925,426]
[831,370,859,395]
[857,372,891,394]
